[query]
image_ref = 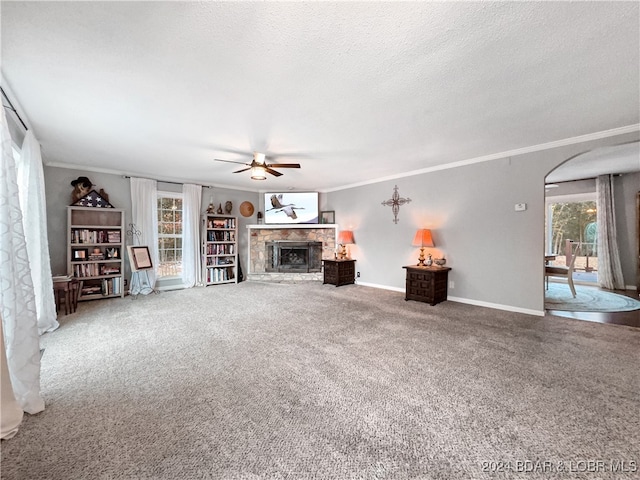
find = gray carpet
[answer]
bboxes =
[545,283,640,312]
[2,282,639,479]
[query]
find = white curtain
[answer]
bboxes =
[182,184,202,288]
[1,313,23,439]
[17,131,58,334]
[0,108,44,414]
[130,177,159,293]
[596,174,625,290]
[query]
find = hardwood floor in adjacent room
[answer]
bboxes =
[547,287,640,328]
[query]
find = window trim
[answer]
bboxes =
[157,191,184,279]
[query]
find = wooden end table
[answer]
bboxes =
[323,259,356,287]
[403,265,451,306]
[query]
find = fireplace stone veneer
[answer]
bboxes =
[247,225,337,282]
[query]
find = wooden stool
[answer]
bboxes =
[53,279,79,315]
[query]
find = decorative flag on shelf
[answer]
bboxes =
[72,189,114,208]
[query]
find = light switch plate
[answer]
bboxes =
[515,203,527,211]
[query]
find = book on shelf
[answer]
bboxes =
[82,285,102,295]
[74,263,100,277]
[205,244,235,255]
[207,218,236,229]
[100,277,122,296]
[79,277,120,296]
[72,229,117,244]
[100,266,121,275]
[206,231,236,242]
[206,266,235,283]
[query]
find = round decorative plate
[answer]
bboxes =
[239,201,255,217]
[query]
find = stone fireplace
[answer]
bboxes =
[247,225,337,282]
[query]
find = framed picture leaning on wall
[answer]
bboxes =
[127,246,153,271]
[320,211,335,224]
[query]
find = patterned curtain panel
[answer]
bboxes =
[0,109,44,414]
[596,175,625,290]
[17,131,58,334]
[181,184,202,288]
[1,313,23,439]
[130,177,159,293]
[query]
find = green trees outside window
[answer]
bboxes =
[157,195,183,277]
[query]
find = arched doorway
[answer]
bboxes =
[543,142,640,326]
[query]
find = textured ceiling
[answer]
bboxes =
[2,1,639,192]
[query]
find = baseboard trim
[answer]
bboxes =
[356,281,405,293]
[356,282,545,316]
[447,296,545,317]
[155,285,185,292]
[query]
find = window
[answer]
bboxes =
[545,193,598,282]
[157,192,183,278]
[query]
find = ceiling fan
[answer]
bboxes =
[214,152,301,180]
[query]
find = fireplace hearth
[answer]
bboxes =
[266,241,322,273]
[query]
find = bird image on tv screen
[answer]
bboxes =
[264,192,319,224]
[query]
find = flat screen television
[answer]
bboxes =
[264,192,319,224]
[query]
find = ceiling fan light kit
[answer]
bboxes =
[215,152,301,180]
[251,165,267,180]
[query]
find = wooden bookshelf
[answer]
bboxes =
[202,214,238,285]
[67,206,125,301]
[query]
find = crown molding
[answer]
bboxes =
[321,124,640,193]
[43,123,639,194]
[44,161,259,193]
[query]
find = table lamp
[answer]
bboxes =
[412,229,434,266]
[337,230,355,259]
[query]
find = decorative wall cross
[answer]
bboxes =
[381,185,411,224]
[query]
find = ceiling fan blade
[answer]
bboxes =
[233,167,252,173]
[266,163,300,169]
[265,167,283,177]
[214,159,250,166]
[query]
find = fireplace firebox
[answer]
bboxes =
[265,241,322,273]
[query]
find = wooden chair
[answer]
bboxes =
[545,241,580,298]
